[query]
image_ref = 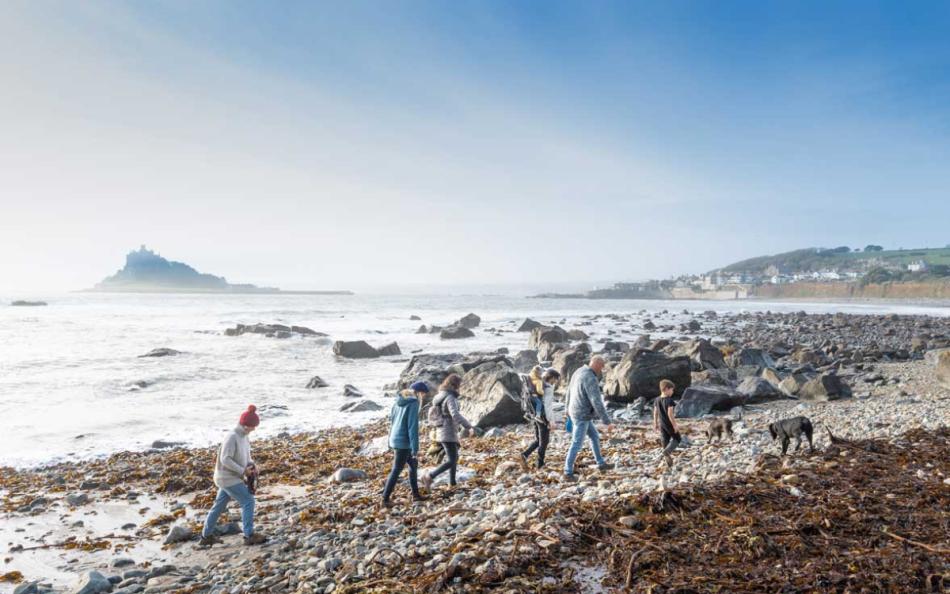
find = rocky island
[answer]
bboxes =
[87,246,353,295]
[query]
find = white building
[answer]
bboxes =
[908,260,928,272]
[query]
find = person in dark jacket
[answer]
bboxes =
[382,381,429,508]
[421,374,474,490]
[520,369,560,469]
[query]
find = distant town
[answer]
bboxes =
[534,245,950,300]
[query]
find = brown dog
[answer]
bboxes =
[706,418,734,442]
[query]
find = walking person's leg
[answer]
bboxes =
[444,442,459,486]
[406,453,423,498]
[427,441,457,484]
[382,449,410,503]
[201,488,232,540]
[537,422,550,468]
[586,421,606,467]
[222,482,256,539]
[522,421,541,461]
[564,420,590,477]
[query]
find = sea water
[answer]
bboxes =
[2,292,948,468]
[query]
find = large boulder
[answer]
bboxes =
[736,376,784,403]
[687,339,725,370]
[603,350,691,403]
[798,373,852,402]
[727,348,775,369]
[396,353,511,397]
[340,400,383,413]
[333,340,379,359]
[457,313,481,329]
[441,325,475,340]
[934,349,950,389]
[376,342,401,356]
[567,329,589,341]
[517,318,543,332]
[74,571,112,594]
[512,349,539,373]
[550,344,592,389]
[779,373,811,396]
[529,325,569,349]
[538,340,568,363]
[458,361,525,428]
[675,386,746,418]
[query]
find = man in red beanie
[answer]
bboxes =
[199,405,267,546]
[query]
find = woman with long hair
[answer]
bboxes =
[421,373,473,490]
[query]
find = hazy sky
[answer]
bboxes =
[2,1,949,292]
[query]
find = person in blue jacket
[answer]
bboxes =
[381,380,429,507]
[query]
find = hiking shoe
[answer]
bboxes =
[664,454,674,469]
[412,494,429,503]
[198,534,221,547]
[598,462,615,472]
[243,533,267,546]
[562,473,578,482]
[517,453,530,472]
[381,499,394,509]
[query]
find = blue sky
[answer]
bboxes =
[1,1,948,291]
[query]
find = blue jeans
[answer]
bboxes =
[202,482,255,538]
[564,419,605,475]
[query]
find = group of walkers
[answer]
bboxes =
[199,354,683,544]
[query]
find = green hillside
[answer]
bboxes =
[719,246,950,274]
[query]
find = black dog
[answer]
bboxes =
[768,416,814,455]
[706,418,734,442]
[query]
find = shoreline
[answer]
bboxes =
[3,358,948,592]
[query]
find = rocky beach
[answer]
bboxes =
[2,308,950,593]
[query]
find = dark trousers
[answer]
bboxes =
[429,442,460,485]
[382,448,420,501]
[522,420,550,467]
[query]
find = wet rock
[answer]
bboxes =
[675,386,745,418]
[728,348,775,369]
[331,468,367,483]
[332,340,379,359]
[110,557,135,568]
[602,341,630,354]
[529,325,569,349]
[550,344,592,387]
[339,399,383,413]
[567,329,589,341]
[162,523,193,545]
[798,373,852,401]
[376,342,401,356]
[736,376,784,403]
[517,318,543,332]
[138,348,180,358]
[686,339,725,370]
[306,375,329,389]
[74,571,112,594]
[512,349,539,372]
[604,349,691,403]
[343,384,365,398]
[410,315,422,321]
[149,440,183,450]
[457,313,481,329]
[441,325,475,339]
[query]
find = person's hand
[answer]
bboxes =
[245,463,258,477]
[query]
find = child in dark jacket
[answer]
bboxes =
[382,381,429,507]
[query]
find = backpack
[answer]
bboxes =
[427,396,449,427]
[519,374,544,422]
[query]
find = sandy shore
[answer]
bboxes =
[2,355,948,593]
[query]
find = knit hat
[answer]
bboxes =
[409,381,430,394]
[239,405,260,427]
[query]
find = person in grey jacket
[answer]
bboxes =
[421,374,474,489]
[381,381,429,507]
[199,405,267,546]
[563,356,614,480]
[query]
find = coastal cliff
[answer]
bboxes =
[752,280,950,300]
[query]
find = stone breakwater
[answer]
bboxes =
[2,311,950,593]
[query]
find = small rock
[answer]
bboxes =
[330,468,367,483]
[163,523,194,545]
[306,376,329,389]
